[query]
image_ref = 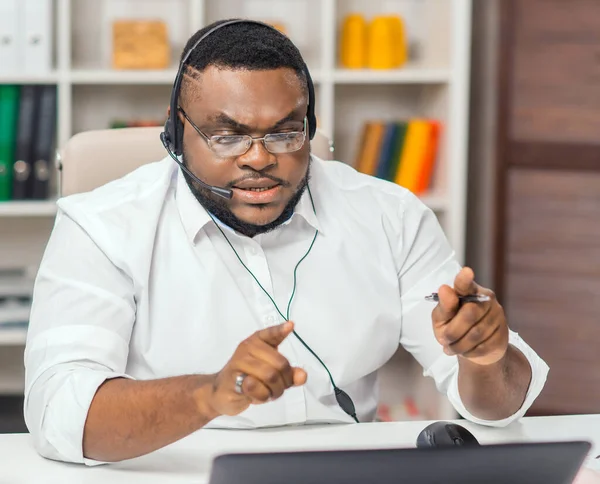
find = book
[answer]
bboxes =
[393,119,433,192]
[23,0,53,74]
[375,123,400,180]
[0,0,20,74]
[387,122,407,181]
[415,121,441,194]
[31,85,57,200]
[355,121,385,176]
[0,85,20,201]
[354,118,441,194]
[12,85,40,200]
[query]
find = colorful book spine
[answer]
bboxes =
[31,85,57,200]
[394,119,432,192]
[415,121,441,194]
[387,122,407,181]
[12,85,40,200]
[354,118,441,194]
[0,85,20,202]
[375,123,399,180]
[355,121,385,176]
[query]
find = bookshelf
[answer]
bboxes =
[0,328,27,346]
[0,200,57,217]
[0,0,472,421]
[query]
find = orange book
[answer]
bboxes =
[356,121,385,176]
[394,119,432,192]
[415,120,441,194]
[354,123,371,171]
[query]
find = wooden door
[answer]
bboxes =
[495,0,600,415]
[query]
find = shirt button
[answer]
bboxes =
[248,247,257,255]
[265,315,276,324]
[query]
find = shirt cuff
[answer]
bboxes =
[43,370,135,466]
[445,330,549,427]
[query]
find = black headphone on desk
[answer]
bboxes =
[160,19,318,200]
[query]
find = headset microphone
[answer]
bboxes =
[160,131,233,200]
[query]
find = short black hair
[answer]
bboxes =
[179,19,308,105]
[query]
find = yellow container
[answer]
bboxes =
[367,16,395,69]
[387,15,408,67]
[340,13,367,68]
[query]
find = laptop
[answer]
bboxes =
[209,441,591,484]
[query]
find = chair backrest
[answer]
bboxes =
[58,126,334,197]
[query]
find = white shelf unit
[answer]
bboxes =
[0,200,57,217]
[0,328,27,346]
[0,0,471,421]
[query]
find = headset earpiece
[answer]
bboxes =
[174,115,184,157]
[162,119,173,151]
[304,64,317,140]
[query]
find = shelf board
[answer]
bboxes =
[0,72,60,84]
[70,68,179,85]
[69,68,323,85]
[0,200,57,217]
[0,327,27,346]
[333,67,451,84]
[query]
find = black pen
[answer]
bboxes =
[425,293,491,303]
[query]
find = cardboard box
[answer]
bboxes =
[112,20,170,69]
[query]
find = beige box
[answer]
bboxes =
[112,20,170,70]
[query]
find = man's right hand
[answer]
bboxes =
[206,321,307,417]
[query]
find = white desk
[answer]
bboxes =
[1,415,599,484]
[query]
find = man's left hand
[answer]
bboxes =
[432,267,509,366]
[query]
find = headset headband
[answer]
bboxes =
[163,19,317,157]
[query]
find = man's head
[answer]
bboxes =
[174,20,313,237]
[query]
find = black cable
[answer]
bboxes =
[208,192,359,423]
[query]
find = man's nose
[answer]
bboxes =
[236,138,276,172]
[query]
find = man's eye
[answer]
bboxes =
[212,136,245,145]
[271,132,300,140]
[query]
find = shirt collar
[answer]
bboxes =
[175,169,323,243]
[290,185,322,233]
[175,170,214,243]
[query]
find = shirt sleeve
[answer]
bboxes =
[393,191,549,426]
[24,210,136,465]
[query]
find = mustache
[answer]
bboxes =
[226,172,290,189]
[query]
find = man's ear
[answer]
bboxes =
[166,106,171,118]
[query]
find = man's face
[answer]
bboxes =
[180,66,310,229]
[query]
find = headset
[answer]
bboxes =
[160,19,318,200]
[160,19,358,423]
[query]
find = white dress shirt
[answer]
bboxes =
[24,155,549,465]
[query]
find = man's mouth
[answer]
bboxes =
[231,178,283,203]
[232,178,282,191]
[241,186,277,192]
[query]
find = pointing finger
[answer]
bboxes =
[256,321,294,348]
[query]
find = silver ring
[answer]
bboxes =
[234,373,247,395]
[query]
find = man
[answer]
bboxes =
[24,20,548,465]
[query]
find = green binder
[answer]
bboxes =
[0,85,20,201]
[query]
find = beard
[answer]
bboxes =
[181,152,311,238]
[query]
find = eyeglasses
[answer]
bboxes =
[178,107,307,157]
